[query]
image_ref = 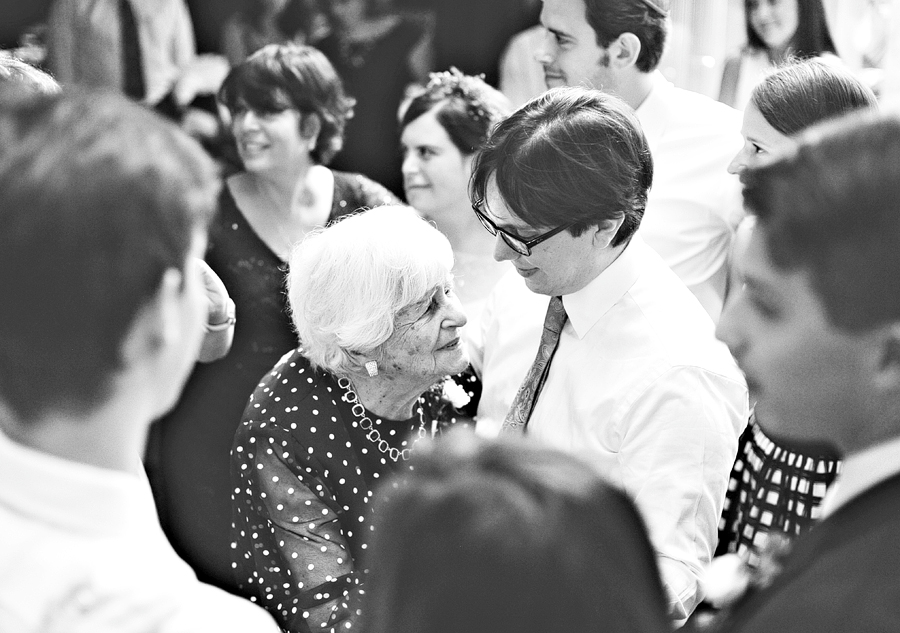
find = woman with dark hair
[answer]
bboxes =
[716,58,877,570]
[147,43,398,594]
[719,0,838,108]
[399,68,511,341]
[362,433,670,633]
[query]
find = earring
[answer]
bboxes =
[365,360,378,377]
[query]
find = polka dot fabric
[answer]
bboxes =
[231,348,459,632]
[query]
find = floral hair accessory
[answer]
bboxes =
[424,67,499,124]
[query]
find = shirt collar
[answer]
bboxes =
[820,434,900,518]
[0,426,147,536]
[633,70,671,155]
[563,236,646,339]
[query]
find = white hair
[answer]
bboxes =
[287,205,454,375]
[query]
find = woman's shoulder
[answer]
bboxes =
[331,170,400,214]
[239,350,341,432]
[250,349,321,398]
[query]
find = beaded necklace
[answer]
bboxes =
[338,376,427,462]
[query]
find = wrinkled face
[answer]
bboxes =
[231,107,310,173]
[401,108,473,221]
[378,278,469,385]
[481,179,603,296]
[538,0,618,92]
[728,101,797,174]
[748,0,799,53]
[716,227,869,453]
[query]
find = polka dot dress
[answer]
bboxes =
[231,348,455,632]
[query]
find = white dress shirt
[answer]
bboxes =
[820,434,900,518]
[0,428,278,633]
[476,238,748,621]
[635,72,745,323]
[48,0,196,105]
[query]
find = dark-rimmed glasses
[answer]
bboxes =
[472,205,572,256]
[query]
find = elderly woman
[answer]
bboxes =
[362,433,670,633]
[147,43,398,594]
[231,205,469,632]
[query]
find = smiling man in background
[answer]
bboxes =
[538,0,743,321]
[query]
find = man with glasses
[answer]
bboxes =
[470,87,747,623]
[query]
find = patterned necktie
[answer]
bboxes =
[120,0,146,100]
[501,296,568,433]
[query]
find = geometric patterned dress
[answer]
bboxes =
[717,410,842,569]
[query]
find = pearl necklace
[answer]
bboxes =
[338,376,427,462]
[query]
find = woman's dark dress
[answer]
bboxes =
[146,171,398,593]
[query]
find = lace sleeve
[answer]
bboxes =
[232,421,361,633]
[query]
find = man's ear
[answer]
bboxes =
[592,217,625,249]
[608,32,642,70]
[875,323,900,389]
[120,268,184,368]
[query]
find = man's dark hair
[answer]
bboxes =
[470,86,652,247]
[0,87,219,422]
[584,0,668,73]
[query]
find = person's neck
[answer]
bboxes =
[0,396,150,474]
[345,370,430,421]
[617,70,656,111]
[249,162,319,218]
[567,239,630,296]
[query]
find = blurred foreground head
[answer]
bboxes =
[363,432,670,633]
[0,86,219,424]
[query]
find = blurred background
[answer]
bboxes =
[2,0,897,99]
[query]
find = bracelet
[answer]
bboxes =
[205,298,236,332]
